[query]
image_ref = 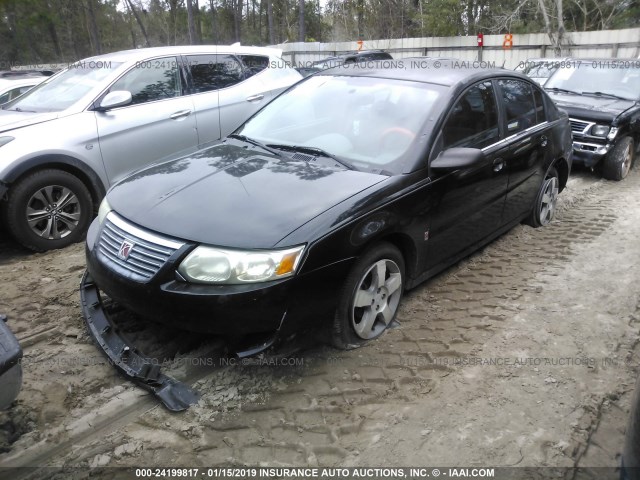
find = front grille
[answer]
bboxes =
[97,212,184,282]
[569,118,592,134]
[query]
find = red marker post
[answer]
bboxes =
[477,32,484,61]
[503,33,513,49]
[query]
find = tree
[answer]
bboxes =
[298,0,304,41]
[125,0,150,47]
[267,0,275,43]
[537,0,566,53]
[186,0,199,43]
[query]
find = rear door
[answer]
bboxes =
[95,56,198,184]
[425,80,510,271]
[497,78,554,222]
[186,54,271,149]
[217,54,272,139]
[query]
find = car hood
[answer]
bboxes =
[108,143,387,249]
[0,110,59,133]
[548,92,637,123]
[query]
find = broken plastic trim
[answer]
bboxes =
[79,271,200,412]
[0,314,23,410]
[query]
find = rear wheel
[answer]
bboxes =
[331,242,405,350]
[525,167,559,228]
[2,169,93,251]
[602,136,634,181]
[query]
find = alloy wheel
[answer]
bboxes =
[539,176,559,226]
[351,258,403,340]
[25,185,81,239]
[621,142,633,178]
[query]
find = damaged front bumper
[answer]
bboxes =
[572,140,611,167]
[80,271,200,412]
[0,314,23,410]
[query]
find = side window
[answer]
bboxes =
[240,55,269,78]
[17,86,33,96]
[187,54,244,93]
[0,86,34,105]
[110,57,181,105]
[499,79,537,134]
[533,87,546,123]
[544,93,561,121]
[442,81,500,149]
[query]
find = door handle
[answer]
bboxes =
[246,94,264,102]
[170,110,192,120]
[540,135,548,147]
[493,158,505,172]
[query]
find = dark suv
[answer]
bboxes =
[544,58,640,180]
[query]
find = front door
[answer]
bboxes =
[95,56,198,185]
[425,80,509,271]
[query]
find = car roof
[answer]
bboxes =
[0,76,45,88]
[79,45,284,64]
[312,50,391,64]
[319,60,529,88]
[522,57,571,62]
[528,57,638,63]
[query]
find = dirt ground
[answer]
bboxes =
[0,169,638,480]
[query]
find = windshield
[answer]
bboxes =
[522,62,556,79]
[3,62,123,112]
[545,62,640,101]
[237,75,442,174]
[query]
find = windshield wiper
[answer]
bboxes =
[227,134,281,156]
[6,107,36,113]
[545,87,580,95]
[266,143,355,170]
[580,91,632,101]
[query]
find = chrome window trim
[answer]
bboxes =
[106,211,185,250]
[482,121,550,154]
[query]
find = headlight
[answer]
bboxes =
[0,136,15,148]
[590,125,610,137]
[178,245,305,284]
[97,197,112,225]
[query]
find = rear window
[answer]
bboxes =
[240,55,269,78]
[186,54,244,93]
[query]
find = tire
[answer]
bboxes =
[331,242,405,350]
[602,136,634,181]
[525,166,559,228]
[2,169,93,251]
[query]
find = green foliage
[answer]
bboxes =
[0,0,637,66]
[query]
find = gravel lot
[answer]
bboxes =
[0,169,638,480]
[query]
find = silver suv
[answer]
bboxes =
[0,46,301,251]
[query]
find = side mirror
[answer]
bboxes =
[431,147,485,173]
[97,91,132,111]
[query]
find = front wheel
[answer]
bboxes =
[2,169,93,251]
[331,242,405,350]
[602,136,634,181]
[525,167,559,228]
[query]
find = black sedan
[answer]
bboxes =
[83,62,572,355]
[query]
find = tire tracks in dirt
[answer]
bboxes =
[2,171,639,474]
